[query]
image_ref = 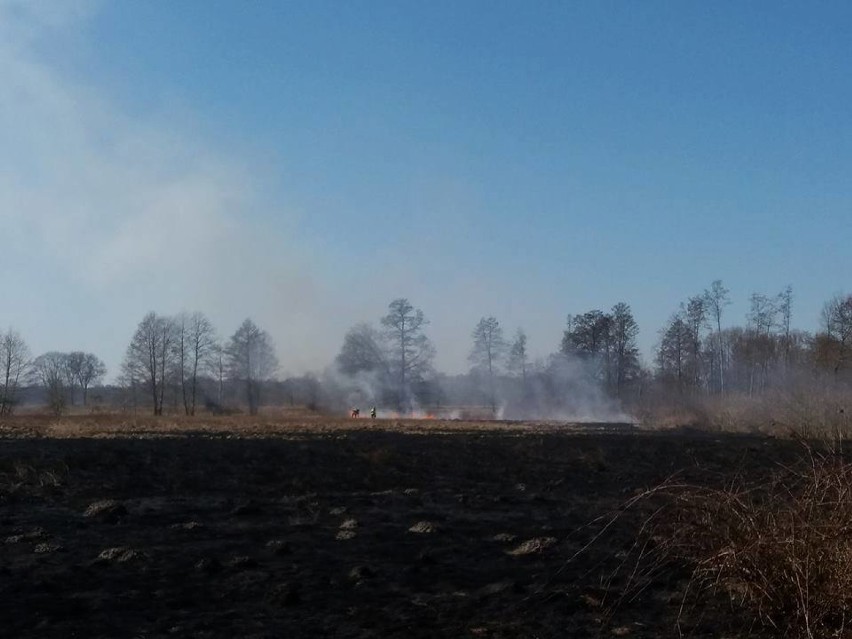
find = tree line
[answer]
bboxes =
[0,313,279,416]
[4,282,852,417]
[121,312,277,416]
[332,298,638,417]
[655,282,835,397]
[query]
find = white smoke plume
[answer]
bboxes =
[0,1,340,377]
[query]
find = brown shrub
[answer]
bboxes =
[598,447,852,638]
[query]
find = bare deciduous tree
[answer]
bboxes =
[64,351,106,407]
[684,296,706,389]
[469,316,506,413]
[703,280,731,394]
[747,293,778,336]
[32,352,68,415]
[64,351,84,406]
[0,329,30,416]
[819,294,852,377]
[561,306,639,395]
[336,323,388,377]
[561,310,611,360]
[744,292,781,393]
[208,342,226,408]
[123,312,177,415]
[610,302,640,396]
[78,353,107,407]
[226,319,278,415]
[657,313,692,391]
[777,285,793,369]
[506,329,529,388]
[381,298,434,412]
[175,312,217,415]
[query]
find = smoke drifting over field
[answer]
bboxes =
[498,355,632,423]
[0,3,633,396]
[9,3,850,430]
[0,2,563,381]
[0,2,342,375]
[322,354,632,423]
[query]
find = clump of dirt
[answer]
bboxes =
[491,532,516,542]
[83,499,127,523]
[336,517,359,541]
[408,520,436,534]
[507,536,558,556]
[338,518,358,530]
[5,528,48,543]
[96,547,142,563]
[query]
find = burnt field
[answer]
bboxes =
[0,416,798,638]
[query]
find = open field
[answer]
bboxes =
[0,414,800,638]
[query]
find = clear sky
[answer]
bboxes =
[1,1,851,379]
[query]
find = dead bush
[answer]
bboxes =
[584,447,852,638]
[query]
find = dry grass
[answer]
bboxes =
[638,388,852,439]
[593,444,852,638]
[0,410,631,439]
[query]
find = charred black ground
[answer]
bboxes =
[0,419,797,638]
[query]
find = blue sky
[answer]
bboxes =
[1,1,851,378]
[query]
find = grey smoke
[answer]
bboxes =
[323,352,632,423]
